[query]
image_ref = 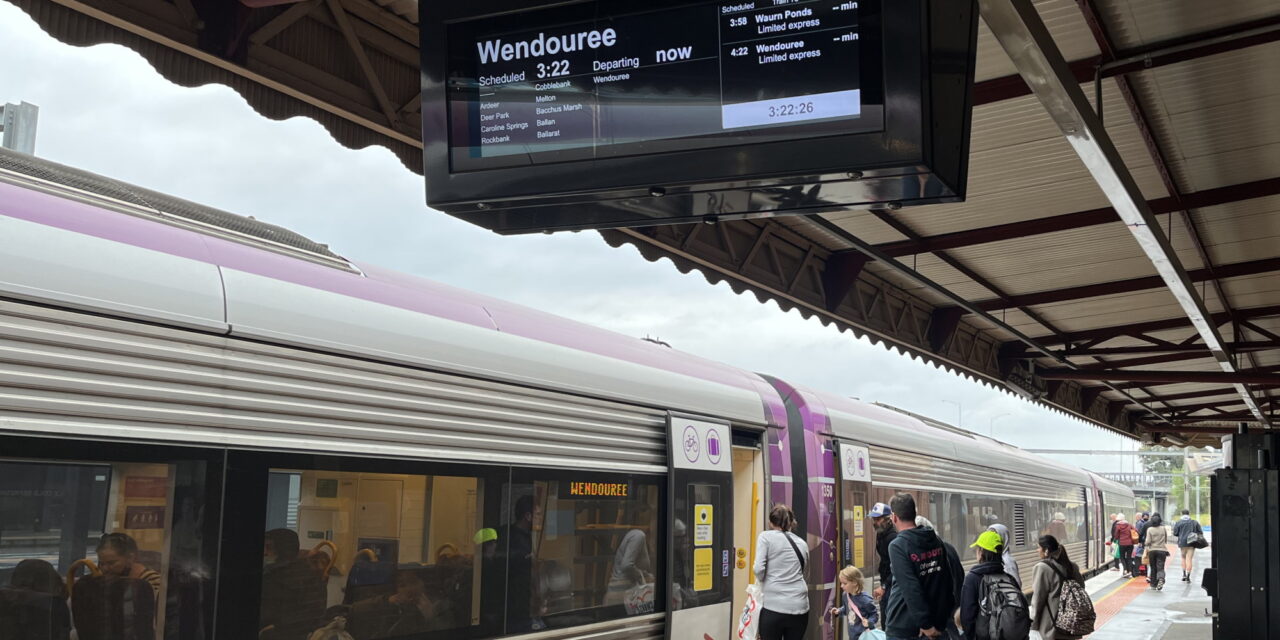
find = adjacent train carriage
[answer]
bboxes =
[0,149,1130,640]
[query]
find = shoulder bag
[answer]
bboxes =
[782,531,806,571]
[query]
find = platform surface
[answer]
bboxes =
[1082,543,1212,640]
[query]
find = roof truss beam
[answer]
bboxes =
[970,256,1280,312]
[872,177,1280,259]
[979,0,1270,426]
[973,14,1280,105]
[1039,366,1280,385]
[1007,340,1280,358]
[1036,304,1280,346]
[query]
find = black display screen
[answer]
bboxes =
[446,0,883,172]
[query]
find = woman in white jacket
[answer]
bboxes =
[753,504,810,640]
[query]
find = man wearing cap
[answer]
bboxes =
[869,502,897,629]
[884,493,963,640]
[959,531,1017,639]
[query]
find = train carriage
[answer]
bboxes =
[0,148,1130,640]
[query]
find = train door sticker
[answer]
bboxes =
[841,443,872,483]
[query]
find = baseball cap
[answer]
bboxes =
[970,530,1004,554]
[473,528,498,544]
[869,503,891,518]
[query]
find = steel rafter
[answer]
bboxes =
[870,177,1280,259]
[981,0,1270,427]
[1035,304,1280,347]
[972,14,1280,105]
[1039,367,1280,385]
[969,257,1280,312]
[1007,341,1280,358]
[1077,0,1275,422]
[1137,386,1280,404]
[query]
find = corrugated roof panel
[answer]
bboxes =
[1106,0,1280,48]
[1139,44,1280,116]
[1173,143,1280,194]
[1037,299,1195,334]
[1165,96,1280,161]
[817,210,909,246]
[975,0,1102,81]
[887,91,1169,237]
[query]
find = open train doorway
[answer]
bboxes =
[730,440,765,630]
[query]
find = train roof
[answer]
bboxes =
[0,147,1136,496]
[0,148,785,429]
[814,390,1105,490]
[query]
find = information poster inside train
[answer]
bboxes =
[446,0,883,170]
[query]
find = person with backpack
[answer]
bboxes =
[1142,513,1170,590]
[1030,535,1094,640]
[753,504,810,640]
[1172,509,1205,582]
[884,493,963,640]
[1112,515,1137,578]
[960,531,1028,640]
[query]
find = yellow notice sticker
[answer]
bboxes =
[854,537,866,566]
[694,504,714,546]
[694,547,714,591]
[853,505,864,535]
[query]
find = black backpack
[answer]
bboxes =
[977,573,1031,640]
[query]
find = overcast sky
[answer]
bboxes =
[0,4,1144,472]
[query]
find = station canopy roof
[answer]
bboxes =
[12,0,1278,446]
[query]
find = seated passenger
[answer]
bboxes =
[97,532,161,597]
[348,569,448,639]
[71,534,158,640]
[0,558,71,640]
[259,529,328,640]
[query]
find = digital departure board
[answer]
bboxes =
[445,0,884,171]
[421,0,978,234]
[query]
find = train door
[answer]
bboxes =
[836,439,876,626]
[667,415,735,640]
[731,444,765,630]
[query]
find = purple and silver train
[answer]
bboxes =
[0,148,1131,640]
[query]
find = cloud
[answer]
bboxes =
[0,3,1138,472]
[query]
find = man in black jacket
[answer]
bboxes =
[869,502,896,630]
[883,493,963,640]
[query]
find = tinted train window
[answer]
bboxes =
[0,452,216,640]
[506,470,663,632]
[258,468,498,640]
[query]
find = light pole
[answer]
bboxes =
[990,413,1011,439]
[942,400,962,429]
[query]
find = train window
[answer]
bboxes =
[257,468,497,640]
[0,452,215,640]
[506,469,663,632]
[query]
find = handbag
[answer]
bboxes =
[1186,530,1209,549]
[736,583,761,640]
